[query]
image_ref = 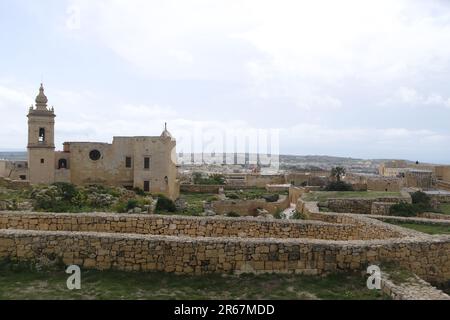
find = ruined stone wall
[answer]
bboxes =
[295,199,416,239]
[0,160,28,181]
[328,197,408,214]
[0,211,363,240]
[367,178,402,192]
[180,184,256,193]
[211,196,291,216]
[0,209,405,243]
[428,193,450,203]
[0,177,30,189]
[370,202,394,215]
[245,174,285,188]
[435,166,450,182]
[288,186,304,204]
[0,228,449,283]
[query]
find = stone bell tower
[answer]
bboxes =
[27,83,55,184]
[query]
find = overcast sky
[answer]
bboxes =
[1,0,450,163]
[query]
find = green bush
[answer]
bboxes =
[389,203,420,217]
[133,187,146,196]
[292,211,307,220]
[126,199,139,211]
[325,181,353,191]
[206,195,219,202]
[273,210,283,219]
[113,201,128,213]
[155,195,176,213]
[193,172,226,185]
[226,211,240,217]
[52,182,78,201]
[411,191,430,206]
[389,191,433,217]
[227,193,240,200]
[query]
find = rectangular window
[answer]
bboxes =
[40,158,44,164]
[144,157,150,169]
[125,156,132,168]
[143,181,150,192]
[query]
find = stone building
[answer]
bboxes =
[1,84,179,200]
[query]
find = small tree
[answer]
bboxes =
[330,166,346,182]
[192,172,203,184]
[155,194,176,213]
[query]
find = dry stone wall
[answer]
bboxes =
[328,197,408,214]
[0,228,449,283]
[211,196,290,216]
[0,211,382,241]
[1,209,449,284]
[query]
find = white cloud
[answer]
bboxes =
[386,86,450,109]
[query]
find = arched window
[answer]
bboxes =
[38,128,45,142]
[58,159,68,169]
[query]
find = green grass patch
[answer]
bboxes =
[0,261,389,300]
[387,221,450,235]
[224,188,287,201]
[178,192,217,216]
[437,203,450,215]
[303,191,402,204]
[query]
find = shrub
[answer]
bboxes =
[113,201,128,213]
[411,191,430,206]
[52,182,78,201]
[292,211,307,220]
[125,199,139,211]
[325,181,353,191]
[133,187,146,196]
[155,195,176,213]
[389,203,420,217]
[389,191,433,217]
[226,211,240,217]
[206,195,219,202]
[227,193,240,200]
[192,172,226,185]
[273,210,283,219]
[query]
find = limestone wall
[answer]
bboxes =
[0,211,365,240]
[328,197,408,214]
[288,186,305,204]
[1,210,449,283]
[0,228,449,283]
[211,195,290,216]
[245,174,285,188]
[428,193,450,203]
[0,177,30,189]
[370,202,394,215]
